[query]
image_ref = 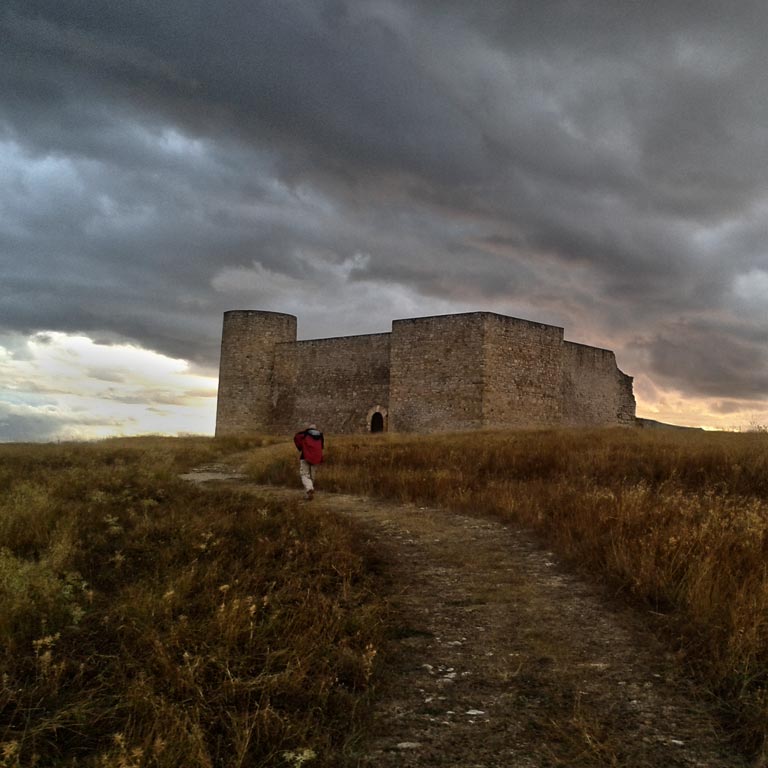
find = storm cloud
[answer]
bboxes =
[2,0,768,436]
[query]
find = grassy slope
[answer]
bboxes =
[247,427,768,756]
[0,437,385,768]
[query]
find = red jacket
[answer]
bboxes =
[294,428,324,465]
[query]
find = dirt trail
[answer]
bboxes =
[183,466,749,768]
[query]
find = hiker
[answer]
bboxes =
[293,424,324,500]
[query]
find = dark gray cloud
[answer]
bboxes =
[643,319,768,398]
[2,0,768,436]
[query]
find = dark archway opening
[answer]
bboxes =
[371,411,384,433]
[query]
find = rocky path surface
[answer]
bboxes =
[182,466,749,768]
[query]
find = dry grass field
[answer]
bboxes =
[0,437,386,767]
[246,427,768,757]
[3,427,768,764]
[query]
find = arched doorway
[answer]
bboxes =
[366,405,388,433]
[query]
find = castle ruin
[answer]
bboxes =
[215,310,636,435]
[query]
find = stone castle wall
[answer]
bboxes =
[214,309,636,435]
[561,342,636,426]
[482,313,564,427]
[389,314,485,432]
[271,333,390,434]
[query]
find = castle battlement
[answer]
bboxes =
[215,310,636,435]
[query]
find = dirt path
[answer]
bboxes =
[182,466,749,767]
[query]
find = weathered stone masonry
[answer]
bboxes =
[215,310,636,435]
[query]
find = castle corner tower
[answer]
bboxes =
[215,310,297,436]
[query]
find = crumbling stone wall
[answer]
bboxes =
[561,342,636,426]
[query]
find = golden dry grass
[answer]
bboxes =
[247,427,768,755]
[0,437,385,767]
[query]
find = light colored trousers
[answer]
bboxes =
[299,459,317,492]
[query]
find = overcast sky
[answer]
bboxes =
[3,0,768,439]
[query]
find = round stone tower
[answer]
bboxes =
[215,310,297,436]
